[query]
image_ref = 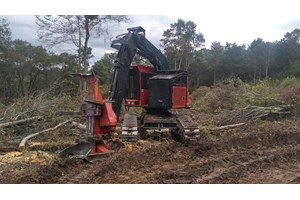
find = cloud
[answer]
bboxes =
[89,15,174,64]
[3,15,41,46]
[278,19,300,32]
[1,13,300,65]
[129,15,174,47]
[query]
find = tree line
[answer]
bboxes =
[1,17,300,104]
[159,19,300,91]
[0,16,128,104]
[95,20,300,91]
[187,29,300,91]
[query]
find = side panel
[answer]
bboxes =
[139,88,150,105]
[148,79,171,109]
[139,72,153,106]
[172,86,188,108]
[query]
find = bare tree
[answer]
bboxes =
[35,15,129,73]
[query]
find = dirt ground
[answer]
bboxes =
[1,112,300,184]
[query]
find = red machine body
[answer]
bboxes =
[78,72,117,134]
[59,71,117,160]
[80,72,117,156]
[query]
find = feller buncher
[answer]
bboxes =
[59,27,199,161]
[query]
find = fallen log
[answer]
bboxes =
[200,123,246,136]
[18,120,71,152]
[0,116,42,128]
[210,123,246,131]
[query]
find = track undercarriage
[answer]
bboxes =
[121,111,200,143]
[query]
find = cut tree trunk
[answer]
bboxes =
[18,120,71,152]
[69,121,86,130]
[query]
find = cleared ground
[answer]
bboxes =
[1,114,300,184]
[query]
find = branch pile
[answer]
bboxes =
[221,105,292,125]
[0,94,85,153]
[243,105,291,121]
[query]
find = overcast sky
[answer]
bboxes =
[1,0,299,65]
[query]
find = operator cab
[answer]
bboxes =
[124,64,155,107]
[124,65,189,110]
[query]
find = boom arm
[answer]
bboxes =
[109,26,169,118]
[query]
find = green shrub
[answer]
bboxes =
[191,79,283,113]
[235,81,281,107]
[189,86,210,102]
[191,82,237,113]
[280,82,300,114]
[279,76,298,88]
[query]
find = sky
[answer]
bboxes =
[1,0,300,65]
